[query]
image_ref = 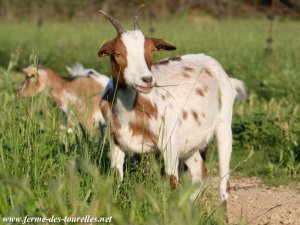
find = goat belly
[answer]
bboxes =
[116,124,156,153]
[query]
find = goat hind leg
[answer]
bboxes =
[184,150,207,184]
[215,121,232,208]
[184,150,207,200]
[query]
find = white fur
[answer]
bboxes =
[121,31,155,90]
[66,63,109,87]
[230,78,247,101]
[66,63,85,76]
[104,34,246,205]
[93,110,106,127]
[60,90,79,113]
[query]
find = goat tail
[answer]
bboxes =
[66,63,110,86]
[66,63,85,77]
[230,78,247,101]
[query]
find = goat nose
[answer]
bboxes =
[141,76,153,85]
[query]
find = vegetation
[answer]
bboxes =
[0,15,299,224]
[1,0,300,22]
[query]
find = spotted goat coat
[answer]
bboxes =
[98,13,246,206]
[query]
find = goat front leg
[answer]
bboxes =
[60,111,77,134]
[163,141,179,189]
[110,141,125,181]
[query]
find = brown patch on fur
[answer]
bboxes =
[169,175,179,189]
[191,110,200,125]
[226,180,230,193]
[204,67,213,77]
[201,161,207,180]
[155,59,169,66]
[98,35,128,87]
[196,88,205,96]
[169,56,181,61]
[183,72,191,78]
[154,56,180,67]
[128,121,157,143]
[144,37,154,69]
[182,111,188,120]
[100,96,121,140]
[127,94,158,144]
[110,36,128,86]
[183,66,193,78]
[196,84,209,97]
[111,120,121,132]
[100,100,118,128]
[161,94,166,101]
[100,100,110,120]
[135,95,158,119]
[200,147,208,180]
[184,66,193,71]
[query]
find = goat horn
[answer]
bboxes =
[99,10,124,34]
[133,4,145,30]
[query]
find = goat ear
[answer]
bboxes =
[151,38,176,51]
[98,40,115,57]
[22,68,30,74]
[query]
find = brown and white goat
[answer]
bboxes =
[19,65,109,135]
[98,7,246,208]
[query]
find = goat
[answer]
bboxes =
[98,6,246,210]
[19,64,109,135]
[66,63,109,86]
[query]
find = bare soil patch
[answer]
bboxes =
[227,177,300,225]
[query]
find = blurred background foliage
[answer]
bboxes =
[1,0,300,22]
[0,0,299,223]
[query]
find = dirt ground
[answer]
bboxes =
[227,177,300,225]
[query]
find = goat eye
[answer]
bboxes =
[115,53,122,58]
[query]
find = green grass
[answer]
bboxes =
[0,16,299,224]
